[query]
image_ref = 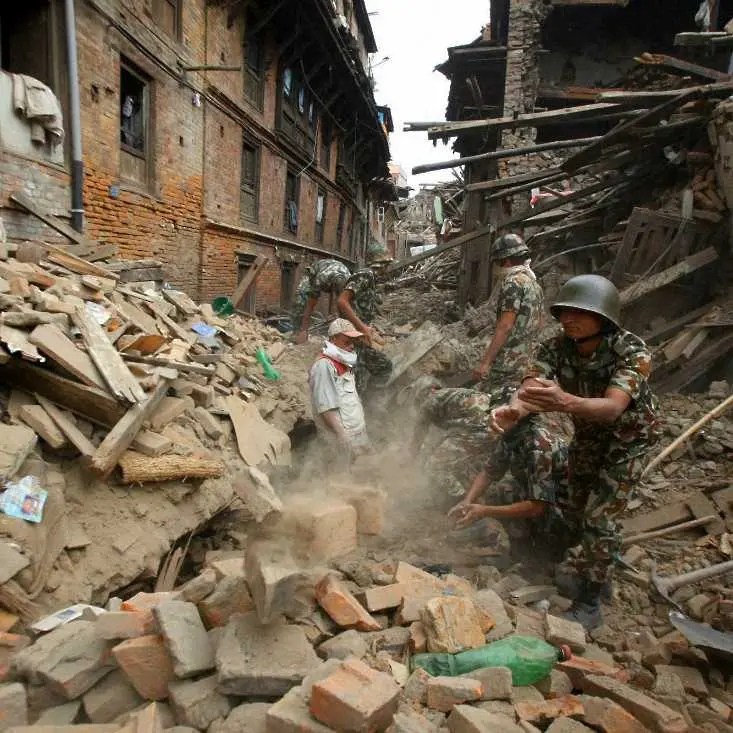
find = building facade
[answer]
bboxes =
[0,0,393,311]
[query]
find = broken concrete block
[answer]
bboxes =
[515,696,585,728]
[178,569,217,604]
[409,621,427,653]
[387,708,440,732]
[198,576,253,629]
[82,670,143,723]
[317,630,368,661]
[95,611,156,640]
[627,630,672,668]
[266,687,332,733]
[233,466,283,523]
[655,665,708,700]
[363,584,407,612]
[546,719,594,733]
[309,658,400,732]
[246,538,307,624]
[394,562,444,590]
[0,543,30,585]
[557,656,628,689]
[153,601,214,679]
[12,620,115,700]
[34,702,82,726]
[578,694,651,733]
[470,667,513,701]
[0,683,27,731]
[0,424,37,483]
[394,594,439,626]
[426,676,483,712]
[316,574,381,631]
[534,670,574,700]
[208,703,270,733]
[576,674,688,733]
[545,614,587,653]
[216,612,320,697]
[193,407,223,439]
[150,397,189,431]
[473,590,513,642]
[362,627,411,661]
[168,675,231,730]
[286,499,358,560]
[402,668,430,706]
[448,705,525,733]
[209,557,244,580]
[421,596,486,654]
[112,635,175,701]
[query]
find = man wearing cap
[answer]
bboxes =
[308,318,370,458]
[490,274,662,629]
[473,233,544,406]
[337,266,392,392]
[292,259,351,344]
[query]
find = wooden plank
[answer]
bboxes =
[619,247,718,306]
[655,332,733,393]
[121,354,214,376]
[464,167,562,193]
[18,404,67,450]
[484,172,568,202]
[663,328,700,362]
[35,395,96,458]
[384,322,445,387]
[681,328,710,359]
[154,311,197,344]
[162,289,198,316]
[621,502,692,534]
[635,53,730,82]
[675,31,733,48]
[10,190,97,246]
[643,305,712,342]
[0,361,125,426]
[686,493,726,535]
[85,244,119,262]
[0,325,43,362]
[45,251,118,280]
[231,254,267,311]
[28,323,107,390]
[90,378,171,477]
[110,294,160,334]
[72,307,146,404]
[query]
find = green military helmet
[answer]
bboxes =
[550,274,621,328]
[491,233,530,261]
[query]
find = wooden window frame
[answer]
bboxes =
[315,188,326,245]
[336,200,345,251]
[320,117,332,172]
[240,137,260,223]
[243,14,264,110]
[119,59,152,188]
[152,0,182,41]
[284,168,300,235]
[280,261,298,308]
[278,65,317,151]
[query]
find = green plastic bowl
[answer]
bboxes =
[212,296,234,317]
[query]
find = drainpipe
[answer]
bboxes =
[64,0,84,232]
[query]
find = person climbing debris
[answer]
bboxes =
[291,258,351,344]
[490,274,662,630]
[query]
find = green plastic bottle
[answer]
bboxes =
[411,636,571,686]
[255,347,280,381]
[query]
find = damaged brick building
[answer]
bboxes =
[0,0,394,310]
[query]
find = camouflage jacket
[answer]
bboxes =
[492,270,544,380]
[525,329,662,453]
[303,259,350,298]
[421,387,492,437]
[343,269,380,324]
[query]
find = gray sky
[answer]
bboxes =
[366,0,490,191]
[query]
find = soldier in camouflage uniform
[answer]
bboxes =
[291,259,351,344]
[337,267,393,391]
[474,233,544,407]
[491,274,662,630]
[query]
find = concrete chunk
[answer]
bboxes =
[208,703,270,733]
[266,688,333,733]
[470,667,513,701]
[34,702,82,726]
[216,612,320,697]
[0,424,37,483]
[448,705,525,732]
[168,675,231,730]
[545,614,587,653]
[317,630,368,661]
[421,596,486,653]
[427,676,483,712]
[0,543,30,585]
[198,576,253,628]
[0,683,27,731]
[12,620,116,700]
[82,670,143,723]
[153,601,214,679]
[233,466,283,523]
[178,569,217,604]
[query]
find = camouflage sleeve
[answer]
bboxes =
[608,332,652,401]
[343,271,369,297]
[496,276,523,315]
[303,269,320,299]
[524,337,560,380]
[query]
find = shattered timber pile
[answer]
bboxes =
[0,227,311,620]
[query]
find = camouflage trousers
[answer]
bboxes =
[355,344,393,393]
[427,432,490,499]
[561,434,654,584]
[289,277,312,331]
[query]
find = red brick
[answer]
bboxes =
[112,635,176,701]
[578,694,653,733]
[426,676,483,712]
[315,574,382,632]
[309,658,400,731]
[515,696,586,727]
[363,584,407,612]
[95,611,156,640]
[557,656,630,688]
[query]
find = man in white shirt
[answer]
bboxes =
[309,318,370,459]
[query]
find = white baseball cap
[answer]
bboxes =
[328,318,364,339]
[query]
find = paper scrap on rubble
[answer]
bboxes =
[31,603,106,634]
[0,475,47,523]
[85,301,111,325]
[192,322,217,338]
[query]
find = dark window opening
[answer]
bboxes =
[240,138,260,222]
[336,201,345,250]
[315,189,326,244]
[280,261,297,307]
[120,61,151,185]
[152,0,181,39]
[243,13,264,109]
[284,169,300,234]
[320,118,332,170]
[278,66,318,150]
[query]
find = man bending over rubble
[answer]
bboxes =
[292,258,351,344]
[337,262,393,392]
[489,274,662,630]
[308,318,371,464]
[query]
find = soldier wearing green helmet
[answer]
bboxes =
[489,273,662,630]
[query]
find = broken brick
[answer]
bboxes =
[535,670,574,700]
[545,614,587,653]
[409,621,427,653]
[82,670,143,723]
[315,574,382,631]
[95,611,156,640]
[112,635,176,701]
[168,675,231,730]
[266,688,332,733]
[427,676,483,712]
[557,656,629,689]
[655,666,708,700]
[448,704,525,733]
[363,584,407,612]
[198,576,253,628]
[153,601,214,678]
[285,499,358,560]
[515,696,585,727]
[470,667,513,701]
[578,694,651,733]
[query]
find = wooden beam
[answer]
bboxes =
[643,305,712,343]
[231,254,267,311]
[655,332,733,393]
[675,31,733,48]
[90,378,171,477]
[35,395,96,458]
[485,172,568,202]
[10,191,97,247]
[0,360,126,426]
[464,167,562,193]
[411,137,602,175]
[635,53,730,82]
[426,103,629,140]
[619,246,719,306]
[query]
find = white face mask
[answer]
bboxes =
[323,340,358,367]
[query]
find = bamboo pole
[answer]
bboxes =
[621,515,717,546]
[118,452,225,484]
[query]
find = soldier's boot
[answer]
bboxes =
[563,580,604,631]
[554,566,612,603]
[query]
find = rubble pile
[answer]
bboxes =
[2,483,733,733]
